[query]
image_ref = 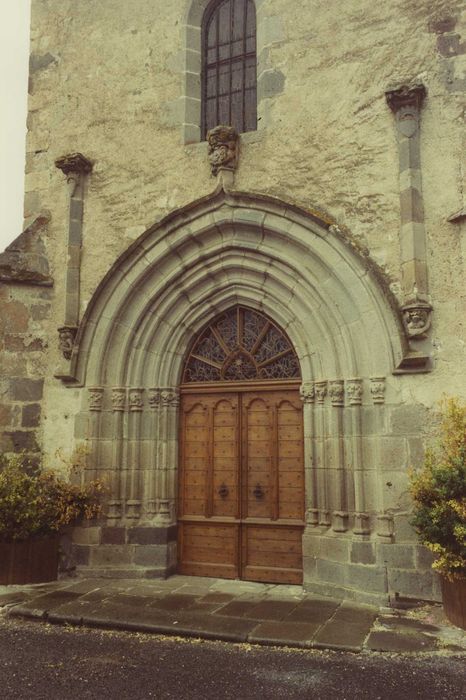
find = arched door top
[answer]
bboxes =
[182,305,301,383]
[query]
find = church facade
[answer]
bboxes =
[1,0,465,604]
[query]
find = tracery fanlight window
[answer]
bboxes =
[183,306,301,383]
[202,0,257,139]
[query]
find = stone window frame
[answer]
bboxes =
[183,0,269,144]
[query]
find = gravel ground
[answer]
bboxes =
[0,617,464,700]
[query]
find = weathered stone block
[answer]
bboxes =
[346,564,388,594]
[89,545,134,567]
[316,558,346,588]
[388,569,434,600]
[9,378,44,402]
[390,405,429,436]
[319,536,350,563]
[72,526,102,545]
[21,403,41,427]
[4,430,39,452]
[133,544,169,567]
[351,541,376,565]
[101,527,127,545]
[414,545,435,570]
[72,544,90,566]
[377,543,415,569]
[128,525,177,545]
[0,404,13,426]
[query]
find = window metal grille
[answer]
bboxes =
[183,306,301,383]
[202,0,257,139]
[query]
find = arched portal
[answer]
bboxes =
[68,188,412,601]
[178,305,304,583]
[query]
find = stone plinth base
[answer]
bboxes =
[302,529,440,605]
[71,524,177,579]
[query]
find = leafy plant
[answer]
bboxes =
[0,453,104,542]
[410,398,466,580]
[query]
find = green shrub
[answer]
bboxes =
[0,453,104,542]
[410,398,466,580]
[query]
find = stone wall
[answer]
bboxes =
[2,0,464,599]
[0,217,52,466]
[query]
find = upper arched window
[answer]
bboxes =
[202,0,257,139]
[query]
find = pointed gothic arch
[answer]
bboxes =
[67,188,416,601]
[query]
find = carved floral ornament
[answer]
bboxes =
[370,377,386,404]
[304,379,371,406]
[300,382,315,404]
[346,379,363,406]
[88,387,104,411]
[128,388,144,412]
[329,380,345,407]
[111,388,126,411]
[207,125,239,176]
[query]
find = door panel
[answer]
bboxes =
[178,388,304,584]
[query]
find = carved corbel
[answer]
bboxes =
[58,325,78,361]
[207,125,239,183]
[402,301,432,338]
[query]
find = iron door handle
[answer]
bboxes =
[253,483,264,500]
[218,483,229,499]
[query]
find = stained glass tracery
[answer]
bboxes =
[183,306,301,383]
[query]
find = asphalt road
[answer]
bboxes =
[0,618,464,700]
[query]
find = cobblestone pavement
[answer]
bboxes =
[1,575,465,654]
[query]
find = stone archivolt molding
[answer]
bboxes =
[69,190,413,391]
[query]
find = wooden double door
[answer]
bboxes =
[178,385,305,584]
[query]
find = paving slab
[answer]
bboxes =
[247,599,299,620]
[286,598,341,623]
[2,576,465,655]
[249,620,322,647]
[214,599,264,618]
[366,630,439,652]
[148,594,199,612]
[313,603,377,652]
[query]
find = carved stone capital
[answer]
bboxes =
[161,388,180,407]
[55,152,93,177]
[346,378,363,406]
[386,84,426,112]
[111,387,126,412]
[385,84,426,138]
[402,301,432,338]
[88,386,104,412]
[314,381,328,404]
[58,325,77,360]
[207,125,239,176]
[129,388,144,412]
[329,380,344,407]
[370,377,386,405]
[148,388,162,409]
[300,382,315,404]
